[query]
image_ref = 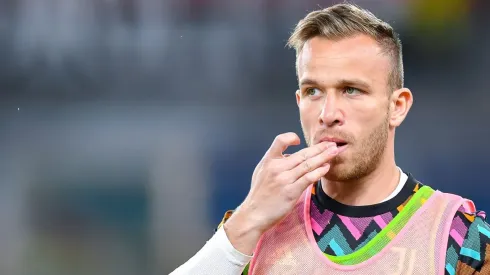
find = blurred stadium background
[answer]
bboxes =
[0,0,488,274]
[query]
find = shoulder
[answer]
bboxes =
[451,200,490,273]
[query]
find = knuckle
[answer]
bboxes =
[313,145,323,154]
[304,172,316,183]
[308,143,319,151]
[303,160,312,172]
[317,144,329,155]
[274,134,285,144]
[282,188,297,202]
[267,161,281,174]
[302,151,308,160]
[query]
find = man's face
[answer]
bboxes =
[296,34,393,181]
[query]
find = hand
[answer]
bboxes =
[224,132,339,255]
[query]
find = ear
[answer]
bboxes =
[389,88,413,127]
[295,90,301,107]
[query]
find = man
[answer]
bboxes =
[171,3,489,275]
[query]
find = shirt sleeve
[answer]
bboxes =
[169,212,253,275]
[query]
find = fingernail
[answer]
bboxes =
[324,142,335,150]
[328,147,338,155]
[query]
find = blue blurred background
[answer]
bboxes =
[0,0,489,274]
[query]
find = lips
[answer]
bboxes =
[320,137,346,146]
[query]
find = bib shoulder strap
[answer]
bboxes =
[437,191,476,211]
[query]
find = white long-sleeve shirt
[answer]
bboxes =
[169,226,252,275]
[170,168,407,275]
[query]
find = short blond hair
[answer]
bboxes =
[287,3,404,91]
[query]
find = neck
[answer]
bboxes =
[321,147,400,206]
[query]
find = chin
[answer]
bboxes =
[325,161,360,182]
[324,163,347,181]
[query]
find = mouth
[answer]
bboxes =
[335,141,347,148]
[335,142,348,153]
[319,138,348,153]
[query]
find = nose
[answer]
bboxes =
[319,93,344,127]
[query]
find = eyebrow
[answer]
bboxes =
[299,78,371,90]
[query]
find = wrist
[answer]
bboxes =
[223,208,264,256]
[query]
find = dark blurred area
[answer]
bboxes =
[0,0,489,274]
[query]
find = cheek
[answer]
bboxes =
[299,101,320,126]
[348,103,381,137]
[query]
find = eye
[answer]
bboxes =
[344,87,362,96]
[305,88,321,97]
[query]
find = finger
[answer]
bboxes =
[289,163,331,196]
[289,145,338,181]
[283,141,336,170]
[265,133,301,159]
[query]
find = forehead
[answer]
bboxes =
[297,35,391,89]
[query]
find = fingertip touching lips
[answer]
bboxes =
[319,137,348,147]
